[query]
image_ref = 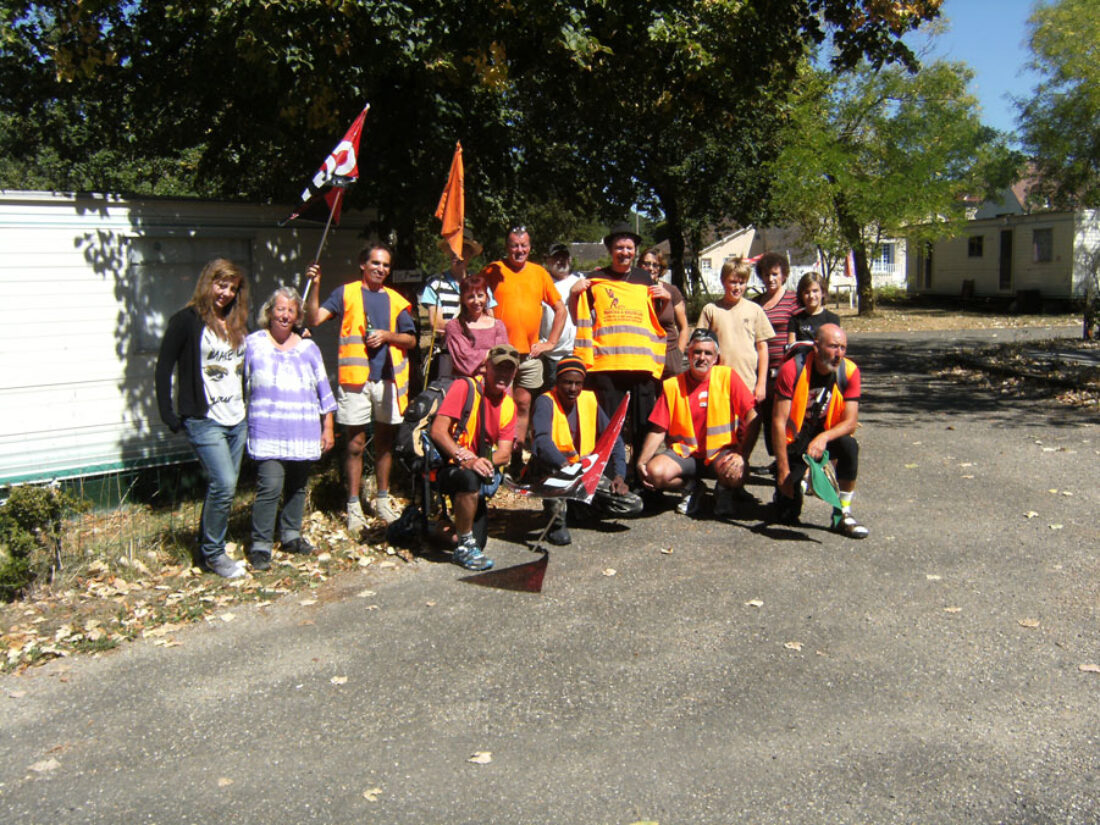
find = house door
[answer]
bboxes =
[999,230,1012,290]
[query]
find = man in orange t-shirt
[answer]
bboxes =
[479,227,567,460]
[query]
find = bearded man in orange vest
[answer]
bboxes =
[636,329,757,518]
[305,243,417,536]
[771,323,867,538]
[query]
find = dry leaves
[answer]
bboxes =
[467,751,493,764]
[602,568,617,577]
[1079,663,1100,674]
[1017,618,1040,628]
[362,787,383,802]
[783,641,803,651]
[943,607,962,613]
[217,777,234,788]
[744,599,764,608]
[330,675,349,685]
[29,758,60,773]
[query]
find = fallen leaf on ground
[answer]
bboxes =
[467,751,492,764]
[784,641,803,651]
[356,590,376,598]
[1024,511,1039,519]
[1018,618,1040,628]
[8,690,27,698]
[425,601,436,607]
[925,574,942,581]
[1048,489,1059,494]
[217,777,233,787]
[602,568,617,577]
[219,613,236,623]
[299,598,318,606]
[330,676,348,685]
[659,547,674,554]
[744,599,764,608]
[362,787,383,802]
[29,758,60,773]
[904,463,918,469]
[365,604,380,611]
[944,606,962,613]
[1079,663,1100,674]
[1061,491,1074,497]
[1049,524,1064,530]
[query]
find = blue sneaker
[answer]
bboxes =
[453,537,494,571]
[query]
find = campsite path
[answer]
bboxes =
[2,325,1097,825]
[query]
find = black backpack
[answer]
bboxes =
[393,377,477,472]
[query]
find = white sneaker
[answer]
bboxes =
[372,495,402,525]
[676,481,703,516]
[347,500,368,537]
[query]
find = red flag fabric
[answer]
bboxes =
[504,393,629,502]
[284,104,369,225]
[434,142,464,258]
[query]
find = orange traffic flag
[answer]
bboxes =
[434,142,464,259]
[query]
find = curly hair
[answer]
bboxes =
[755,251,790,282]
[257,286,303,330]
[188,258,249,348]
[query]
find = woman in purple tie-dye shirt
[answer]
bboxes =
[244,287,336,570]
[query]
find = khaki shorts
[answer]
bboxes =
[336,381,403,426]
[514,356,544,390]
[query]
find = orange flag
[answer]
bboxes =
[434,142,464,259]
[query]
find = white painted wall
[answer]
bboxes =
[0,191,373,485]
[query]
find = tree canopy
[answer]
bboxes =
[1,0,945,275]
[769,58,1015,314]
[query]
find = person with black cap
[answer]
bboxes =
[636,328,757,518]
[570,222,671,472]
[537,242,581,392]
[529,355,642,545]
[430,343,520,570]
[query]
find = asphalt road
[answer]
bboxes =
[2,325,1097,825]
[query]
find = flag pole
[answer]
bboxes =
[301,186,345,305]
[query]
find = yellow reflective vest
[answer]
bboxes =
[547,388,599,463]
[338,283,411,414]
[663,365,740,464]
[574,278,666,378]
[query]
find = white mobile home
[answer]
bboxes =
[0,190,372,487]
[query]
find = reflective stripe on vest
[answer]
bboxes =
[663,365,738,465]
[785,357,854,444]
[574,280,665,378]
[548,388,598,463]
[338,283,411,414]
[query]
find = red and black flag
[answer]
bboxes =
[283,104,369,226]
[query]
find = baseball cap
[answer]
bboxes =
[548,242,570,258]
[487,344,521,368]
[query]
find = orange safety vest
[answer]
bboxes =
[785,357,856,444]
[452,381,517,455]
[547,388,598,463]
[338,283,411,414]
[663,365,739,464]
[574,279,666,378]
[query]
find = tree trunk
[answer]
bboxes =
[833,195,876,316]
[657,187,688,295]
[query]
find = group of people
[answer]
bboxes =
[156,227,867,578]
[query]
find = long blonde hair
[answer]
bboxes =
[188,258,249,348]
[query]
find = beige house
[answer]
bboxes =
[907,200,1100,301]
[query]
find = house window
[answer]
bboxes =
[1033,228,1053,263]
[968,236,983,257]
[872,243,895,270]
[700,258,712,276]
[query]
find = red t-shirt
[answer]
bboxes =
[479,260,561,353]
[648,370,755,458]
[774,356,861,401]
[437,379,516,452]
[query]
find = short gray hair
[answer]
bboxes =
[258,286,303,330]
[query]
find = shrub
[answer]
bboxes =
[0,485,86,601]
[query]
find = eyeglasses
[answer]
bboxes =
[640,261,660,270]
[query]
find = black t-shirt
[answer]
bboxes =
[789,309,841,344]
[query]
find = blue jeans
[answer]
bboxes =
[183,417,246,564]
[250,459,312,553]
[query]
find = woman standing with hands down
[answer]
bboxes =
[155,258,250,578]
[243,287,337,570]
[445,275,509,379]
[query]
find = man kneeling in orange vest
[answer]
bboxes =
[636,329,757,518]
[529,356,643,546]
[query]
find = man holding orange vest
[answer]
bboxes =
[636,329,756,517]
[305,244,416,535]
[771,323,867,538]
[571,223,670,468]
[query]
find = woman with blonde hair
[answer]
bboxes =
[243,287,336,570]
[155,258,251,578]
